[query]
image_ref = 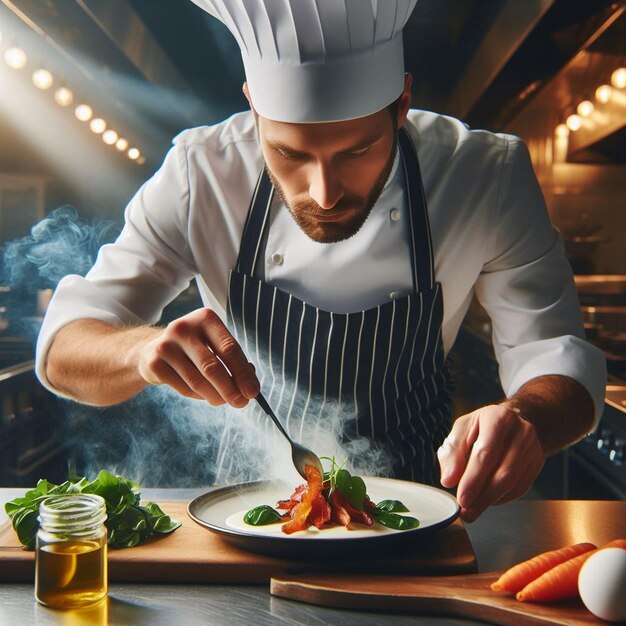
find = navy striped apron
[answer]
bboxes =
[225,128,452,485]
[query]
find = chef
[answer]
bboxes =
[35,0,606,521]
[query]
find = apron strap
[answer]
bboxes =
[398,126,436,292]
[235,168,274,275]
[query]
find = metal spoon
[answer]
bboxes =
[256,393,323,481]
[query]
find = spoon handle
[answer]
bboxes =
[256,393,292,443]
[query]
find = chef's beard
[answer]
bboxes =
[266,135,397,244]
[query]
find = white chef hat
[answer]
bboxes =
[190,0,417,123]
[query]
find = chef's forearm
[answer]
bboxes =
[45,319,161,406]
[503,374,595,455]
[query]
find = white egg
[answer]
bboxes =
[578,547,626,623]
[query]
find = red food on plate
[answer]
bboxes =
[277,464,373,534]
[281,464,325,534]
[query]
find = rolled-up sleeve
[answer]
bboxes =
[474,139,606,429]
[35,137,197,393]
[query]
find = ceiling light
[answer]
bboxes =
[127,148,140,160]
[102,129,118,145]
[115,138,129,152]
[611,67,626,89]
[595,84,612,104]
[75,104,93,122]
[32,69,53,90]
[89,118,106,134]
[576,100,594,117]
[54,87,74,107]
[555,124,569,138]
[4,47,27,69]
[566,114,582,132]
[136,155,146,165]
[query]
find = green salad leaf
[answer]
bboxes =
[335,469,367,511]
[370,509,420,530]
[375,499,410,513]
[243,505,282,526]
[4,470,181,550]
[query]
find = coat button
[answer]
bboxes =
[270,252,284,265]
[389,290,402,300]
[390,208,401,222]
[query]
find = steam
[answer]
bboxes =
[3,208,392,488]
[3,206,120,287]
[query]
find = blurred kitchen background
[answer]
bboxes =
[0,0,625,498]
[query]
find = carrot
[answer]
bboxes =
[491,542,596,593]
[515,549,597,602]
[515,539,624,603]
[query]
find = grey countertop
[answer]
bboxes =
[1,488,625,625]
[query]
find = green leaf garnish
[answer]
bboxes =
[375,499,410,513]
[243,505,282,526]
[371,510,420,530]
[335,469,367,511]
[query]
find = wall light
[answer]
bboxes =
[555,123,569,138]
[576,100,594,117]
[89,118,106,134]
[566,114,582,131]
[102,129,118,145]
[75,104,93,122]
[32,68,53,90]
[4,46,27,69]
[611,67,626,89]
[595,84,612,104]
[54,87,74,107]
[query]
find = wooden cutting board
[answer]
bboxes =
[270,572,605,625]
[0,501,476,583]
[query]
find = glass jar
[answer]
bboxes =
[35,494,108,609]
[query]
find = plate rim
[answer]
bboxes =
[187,477,460,546]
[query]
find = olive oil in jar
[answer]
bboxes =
[35,494,108,609]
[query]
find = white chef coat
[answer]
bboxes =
[35,109,607,425]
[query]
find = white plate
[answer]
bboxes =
[188,477,460,557]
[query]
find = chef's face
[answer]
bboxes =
[246,76,411,243]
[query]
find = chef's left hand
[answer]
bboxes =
[437,404,545,523]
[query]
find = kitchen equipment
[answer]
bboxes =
[256,392,323,480]
[187,478,460,558]
[0,362,65,487]
[270,572,603,625]
[576,385,626,499]
[575,275,626,300]
[0,500,476,583]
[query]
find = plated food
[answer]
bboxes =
[243,458,419,535]
[187,469,460,557]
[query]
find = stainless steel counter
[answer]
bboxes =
[1,488,625,626]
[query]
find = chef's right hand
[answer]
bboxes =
[136,308,260,407]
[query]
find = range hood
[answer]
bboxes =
[2,0,624,172]
[458,0,626,163]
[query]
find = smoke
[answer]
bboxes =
[211,355,394,486]
[3,206,120,287]
[0,206,120,336]
[65,382,392,489]
[3,207,392,488]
